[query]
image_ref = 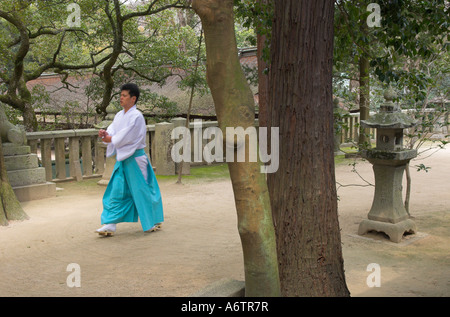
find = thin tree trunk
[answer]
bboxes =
[99,0,124,115]
[359,54,370,148]
[177,28,203,184]
[268,0,350,296]
[192,0,280,297]
[404,162,411,215]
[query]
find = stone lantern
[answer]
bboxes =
[358,88,418,243]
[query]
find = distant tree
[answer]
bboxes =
[334,0,449,148]
[0,1,95,130]
[0,0,195,130]
[85,0,193,117]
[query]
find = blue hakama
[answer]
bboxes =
[101,149,163,231]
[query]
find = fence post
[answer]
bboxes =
[81,136,93,177]
[41,139,53,181]
[54,137,66,180]
[171,117,190,175]
[95,140,105,175]
[69,136,82,181]
[154,122,175,175]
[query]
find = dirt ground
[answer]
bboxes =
[0,145,449,297]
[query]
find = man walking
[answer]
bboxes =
[96,83,163,236]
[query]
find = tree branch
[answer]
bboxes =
[122,0,191,21]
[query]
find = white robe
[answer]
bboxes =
[105,105,148,181]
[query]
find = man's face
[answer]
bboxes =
[120,90,136,108]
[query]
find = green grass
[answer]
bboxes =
[156,163,230,182]
[55,177,105,196]
[58,154,363,190]
[334,146,361,165]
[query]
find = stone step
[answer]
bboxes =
[13,182,56,202]
[7,167,46,187]
[2,143,31,156]
[4,154,39,171]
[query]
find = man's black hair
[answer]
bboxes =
[120,83,140,104]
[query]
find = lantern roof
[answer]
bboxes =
[361,87,417,129]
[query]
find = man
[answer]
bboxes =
[96,83,163,236]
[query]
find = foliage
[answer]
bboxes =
[234,0,273,63]
[334,0,449,101]
[0,0,201,129]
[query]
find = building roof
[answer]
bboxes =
[26,48,259,119]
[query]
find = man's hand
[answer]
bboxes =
[98,129,112,143]
[98,129,106,138]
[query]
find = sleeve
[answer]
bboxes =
[106,121,116,136]
[110,115,144,149]
[105,122,116,157]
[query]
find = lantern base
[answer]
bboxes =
[358,218,417,243]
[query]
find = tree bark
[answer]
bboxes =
[18,79,38,131]
[256,0,270,129]
[268,0,350,296]
[98,0,124,116]
[192,0,280,297]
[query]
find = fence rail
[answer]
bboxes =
[24,111,448,182]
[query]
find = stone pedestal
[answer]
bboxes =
[358,148,418,242]
[358,219,417,243]
[4,143,56,202]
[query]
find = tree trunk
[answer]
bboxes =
[404,162,411,215]
[18,78,38,132]
[21,101,38,132]
[256,0,270,129]
[192,0,281,297]
[267,0,350,296]
[0,138,29,226]
[358,54,370,148]
[177,28,203,184]
[98,0,124,116]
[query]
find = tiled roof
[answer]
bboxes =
[26,48,259,117]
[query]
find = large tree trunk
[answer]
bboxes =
[0,138,29,226]
[267,0,350,296]
[192,0,280,297]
